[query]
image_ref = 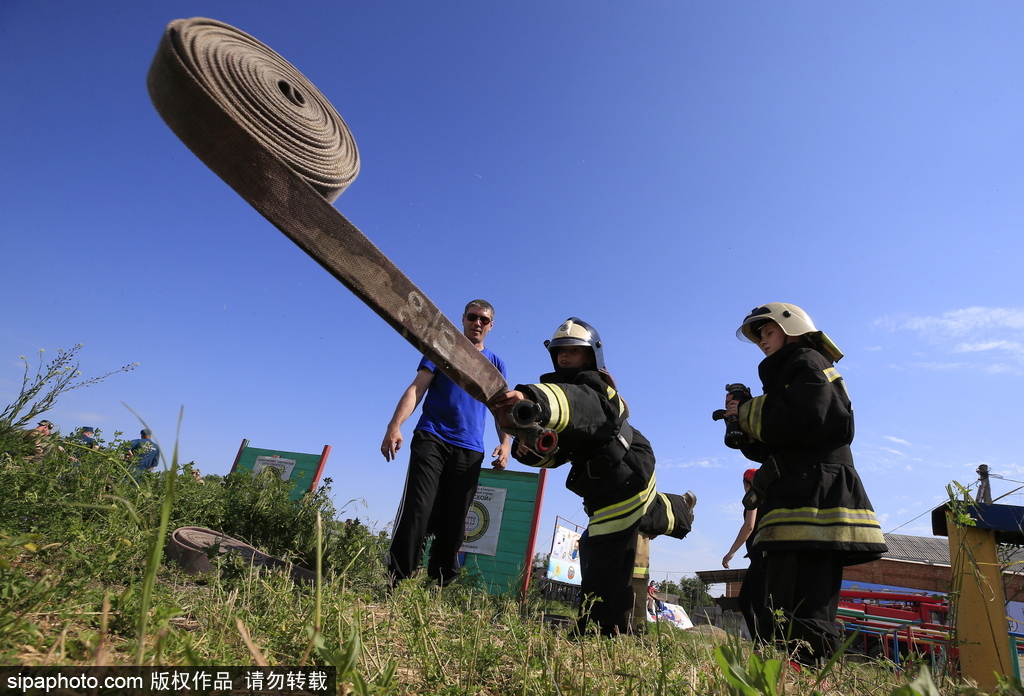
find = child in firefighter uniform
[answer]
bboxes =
[724,302,887,664]
[490,318,696,636]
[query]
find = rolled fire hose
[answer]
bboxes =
[165,526,315,584]
[147,17,507,403]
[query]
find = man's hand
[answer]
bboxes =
[491,441,510,470]
[381,425,403,461]
[381,370,432,462]
[487,390,527,428]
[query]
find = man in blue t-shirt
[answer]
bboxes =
[73,426,98,449]
[128,429,160,473]
[381,299,511,587]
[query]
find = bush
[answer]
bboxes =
[0,442,387,595]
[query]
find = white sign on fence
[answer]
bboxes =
[460,486,506,556]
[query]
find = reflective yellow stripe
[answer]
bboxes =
[760,506,882,528]
[606,386,626,416]
[590,474,657,524]
[588,474,657,536]
[741,395,765,441]
[534,383,570,432]
[754,505,885,545]
[823,367,841,383]
[633,566,649,576]
[533,453,558,468]
[755,523,886,546]
[659,493,675,535]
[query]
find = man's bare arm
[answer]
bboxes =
[381,368,435,461]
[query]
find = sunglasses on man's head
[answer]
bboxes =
[465,312,492,325]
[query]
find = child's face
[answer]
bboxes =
[757,320,788,356]
[556,345,591,369]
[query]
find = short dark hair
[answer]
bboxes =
[464,299,494,316]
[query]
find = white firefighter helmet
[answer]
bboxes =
[544,317,604,371]
[736,302,844,362]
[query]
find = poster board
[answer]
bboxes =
[229,439,330,501]
[647,602,694,629]
[460,469,541,596]
[545,523,583,586]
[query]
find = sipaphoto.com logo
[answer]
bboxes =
[0,666,336,695]
[7,672,141,693]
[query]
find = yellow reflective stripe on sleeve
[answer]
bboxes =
[534,383,570,432]
[823,367,841,382]
[606,386,626,417]
[588,474,658,537]
[533,453,559,468]
[659,493,675,535]
[741,395,765,441]
[633,566,649,576]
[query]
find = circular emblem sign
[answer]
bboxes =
[464,500,490,544]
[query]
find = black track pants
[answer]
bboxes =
[387,430,483,586]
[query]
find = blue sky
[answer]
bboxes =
[3,2,1023,588]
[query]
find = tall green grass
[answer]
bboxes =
[1,441,993,694]
[0,348,1013,694]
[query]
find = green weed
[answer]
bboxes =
[0,349,1010,694]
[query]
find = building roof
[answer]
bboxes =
[695,532,1024,587]
[692,568,745,586]
[881,533,951,566]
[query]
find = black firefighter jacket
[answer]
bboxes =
[737,343,887,563]
[512,369,690,540]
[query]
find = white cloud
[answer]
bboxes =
[906,361,968,371]
[884,436,911,446]
[954,340,1023,353]
[900,307,1024,337]
[721,500,745,515]
[878,307,1024,375]
[660,457,722,469]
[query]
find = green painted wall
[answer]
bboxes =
[463,469,541,596]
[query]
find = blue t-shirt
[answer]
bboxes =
[130,438,160,471]
[413,348,507,453]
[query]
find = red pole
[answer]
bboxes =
[229,438,248,475]
[520,468,548,605]
[310,445,331,492]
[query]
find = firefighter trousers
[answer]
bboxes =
[764,549,844,664]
